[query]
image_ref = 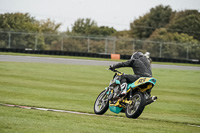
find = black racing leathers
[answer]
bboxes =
[112,55,152,84]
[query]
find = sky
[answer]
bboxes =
[0,0,200,31]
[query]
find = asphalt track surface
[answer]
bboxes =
[0,55,200,71]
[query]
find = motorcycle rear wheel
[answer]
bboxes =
[125,92,146,119]
[94,90,109,115]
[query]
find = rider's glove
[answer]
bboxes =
[109,65,114,70]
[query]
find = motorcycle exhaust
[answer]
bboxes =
[152,96,157,101]
[146,96,157,105]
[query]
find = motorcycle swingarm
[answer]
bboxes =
[110,99,132,108]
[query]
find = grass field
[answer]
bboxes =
[1,106,199,133]
[0,57,200,132]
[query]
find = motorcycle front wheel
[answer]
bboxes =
[125,92,146,119]
[94,90,109,115]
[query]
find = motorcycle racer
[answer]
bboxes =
[109,52,153,101]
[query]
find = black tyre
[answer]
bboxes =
[94,90,109,115]
[125,92,146,119]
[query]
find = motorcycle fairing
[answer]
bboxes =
[127,77,156,91]
[115,80,120,84]
[109,104,123,114]
[109,77,156,114]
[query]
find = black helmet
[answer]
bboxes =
[131,52,143,59]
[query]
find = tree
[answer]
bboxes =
[0,13,40,49]
[39,19,62,49]
[113,30,130,38]
[71,18,116,36]
[146,28,199,59]
[0,13,62,49]
[130,5,173,39]
[167,10,200,41]
[89,26,116,36]
[71,18,97,35]
[0,12,39,31]
[39,18,61,33]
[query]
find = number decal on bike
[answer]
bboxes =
[137,78,146,84]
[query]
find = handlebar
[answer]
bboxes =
[108,68,122,74]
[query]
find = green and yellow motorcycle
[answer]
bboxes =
[94,69,157,119]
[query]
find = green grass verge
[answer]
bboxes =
[0,61,200,132]
[0,106,199,133]
[1,52,200,67]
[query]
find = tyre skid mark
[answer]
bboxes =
[0,103,120,118]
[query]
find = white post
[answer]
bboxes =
[87,37,90,53]
[113,38,116,54]
[8,32,11,48]
[186,46,189,59]
[159,43,162,58]
[105,38,108,54]
[35,33,38,50]
[61,36,63,51]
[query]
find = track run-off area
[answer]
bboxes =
[1,103,200,128]
[0,54,200,130]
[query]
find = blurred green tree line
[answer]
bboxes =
[0,5,199,59]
